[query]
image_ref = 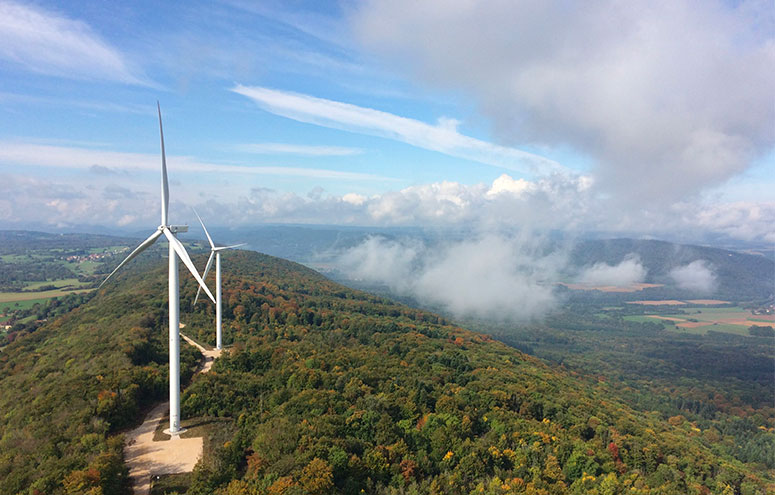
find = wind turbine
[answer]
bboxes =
[193,210,244,350]
[100,103,216,435]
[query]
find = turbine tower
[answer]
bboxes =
[100,103,216,435]
[193,210,244,350]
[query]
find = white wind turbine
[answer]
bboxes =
[100,103,216,435]
[192,210,244,350]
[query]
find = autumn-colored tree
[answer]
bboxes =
[218,479,256,495]
[62,469,101,495]
[543,454,564,483]
[299,458,333,495]
[399,459,418,483]
[267,476,296,495]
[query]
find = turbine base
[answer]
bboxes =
[163,427,188,437]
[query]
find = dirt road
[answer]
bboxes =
[125,334,222,494]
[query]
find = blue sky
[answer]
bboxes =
[0,0,773,242]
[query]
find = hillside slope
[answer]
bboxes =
[0,251,769,494]
[0,258,202,495]
[182,251,768,494]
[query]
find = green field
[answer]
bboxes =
[0,254,42,263]
[621,305,773,336]
[0,297,50,313]
[0,288,93,305]
[23,278,91,290]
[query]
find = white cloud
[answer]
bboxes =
[232,84,562,175]
[0,174,157,227]
[0,1,151,85]
[1,168,773,243]
[670,260,717,293]
[486,174,535,197]
[235,143,364,156]
[688,201,775,243]
[0,141,388,181]
[336,236,421,293]
[342,193,367,206]
[336,234,562,320]
[577,254,647,287]
[350,0,775,202]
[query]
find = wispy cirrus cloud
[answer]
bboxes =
[232,84,562,175]
[235,143,364,157]
[0,91,155,115]
[0,141,389,181]
[0,0,152,85]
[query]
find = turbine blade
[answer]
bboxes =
[194,251,215,305]
[163,227,216,304]
[193,208,215,249]
[99,230,162,288]
[158,102,169,226]
[201,250,216,281]
[215,243,246,251]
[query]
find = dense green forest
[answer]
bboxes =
[469,310,775,477]
[1,250,772,494]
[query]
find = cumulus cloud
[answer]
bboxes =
[670,260,717,293]
[1,170,773,243]
[0,174,157,227]
[336,234,563,320]
[0,1,151,85]
[577,254,647,287]
[350,0,775,202]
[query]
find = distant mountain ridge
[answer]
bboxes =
[569,238,774,299]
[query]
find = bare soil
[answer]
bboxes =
[125,333,221,495]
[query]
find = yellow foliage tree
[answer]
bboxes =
[299,458,334,495]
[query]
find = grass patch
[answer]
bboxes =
[0,288,93,303]
[152,414,234,444]
[0,297,50,313]
[749,317,774,324]
[150,472,192,495]
[23,278,90,290]
[0,254,39,263]
[79,260,102,275]
[623,315,653,323]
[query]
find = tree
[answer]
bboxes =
[299,458,333,495]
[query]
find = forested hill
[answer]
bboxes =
[0,251,769,494]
